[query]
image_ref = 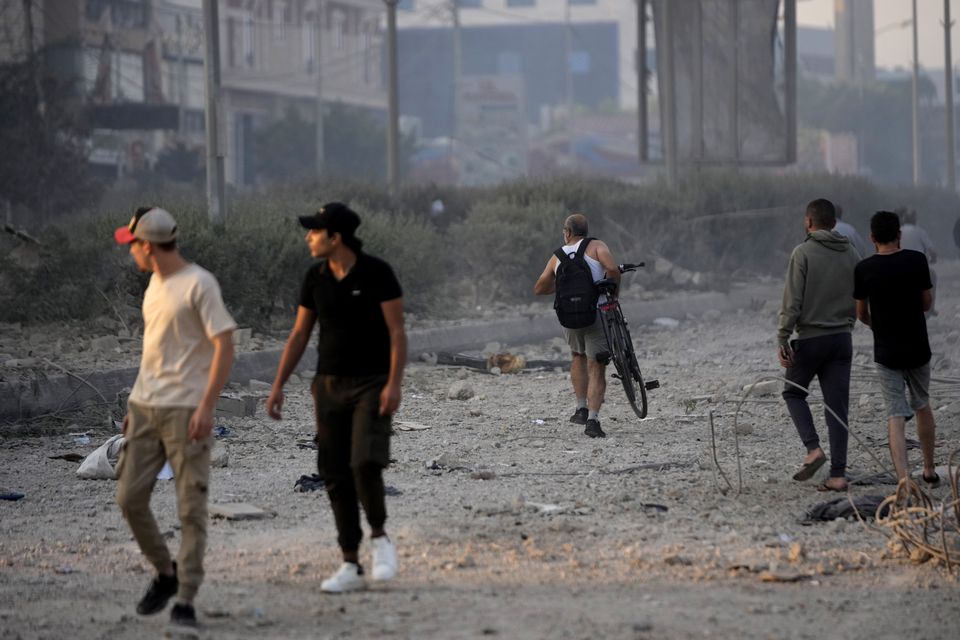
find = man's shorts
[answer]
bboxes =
[562,314,607,359]
[875,362,931,418]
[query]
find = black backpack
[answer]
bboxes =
[553,238,599,329]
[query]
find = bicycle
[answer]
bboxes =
[596,263,658,420]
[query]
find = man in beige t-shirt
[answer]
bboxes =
[113,207,236,632]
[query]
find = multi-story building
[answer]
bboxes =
[2,0,387,185]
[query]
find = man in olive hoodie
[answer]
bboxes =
[777,198,860,491]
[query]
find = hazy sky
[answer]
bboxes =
[798,0,960,70]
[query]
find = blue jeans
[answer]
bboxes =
[782,333,852,479]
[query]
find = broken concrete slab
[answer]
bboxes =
[216,395,258,418]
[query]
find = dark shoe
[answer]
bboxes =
[584,419,605,438]
[136,563,178,615]
[169,603,198,630]
[792,454,826,482]
[569,408,588,425]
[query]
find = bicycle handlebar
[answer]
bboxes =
[619,262,645,273]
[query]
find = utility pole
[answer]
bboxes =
[564,1,575,163]
[637,0,647,162]
[451,0,461,175]
[385,0,400,194]
[176,14,187,137]
[661,0,678,186]
[944,0,955,190]
[315,0,325,174]
[202,0,226,224]
[912,0,920,186]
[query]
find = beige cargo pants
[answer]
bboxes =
[115,401,211,602]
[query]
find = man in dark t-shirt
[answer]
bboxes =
[854,210,938,485]
[267,202,407,592]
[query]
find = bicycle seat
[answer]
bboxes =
[596,278,617,293]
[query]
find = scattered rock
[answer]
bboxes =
[232,328,253,348]
[653,317,680,328]
[248,379,272,393]
[89,335,120,353]
[447,381,475,400]
[788,543,805,562]
[742,380,779,397]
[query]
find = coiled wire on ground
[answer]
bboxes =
[710,367,960,572]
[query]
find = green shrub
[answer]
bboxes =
[447,198,563,305]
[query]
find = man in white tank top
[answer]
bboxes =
[534,214,620,437]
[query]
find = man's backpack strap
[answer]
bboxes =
[554,237,593,262]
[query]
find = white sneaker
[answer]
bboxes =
[371,536,398,581]
[320,562,366,593]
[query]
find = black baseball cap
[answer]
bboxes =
[299,202,361,236]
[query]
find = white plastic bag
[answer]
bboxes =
[76,434,125,480]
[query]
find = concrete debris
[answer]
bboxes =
[742,380,780,396]
[211,443,229,468]
[248,379,272,393]
[653,317,680,328]
[396,421,434,431]
[89,335,120,353]
[216,394,258,418]
[447,381,475,400]
[209,503,274,520]
[232,328,253,348]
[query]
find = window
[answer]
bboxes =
[458,0,483,7]
[243,16,255,67]
[497,51,521,75]
[568,0,596,5]
[569,50,590,74]
[83,47,144,103]
[302,21,317,73]
[398,0,414,10]
[506,0,535,7]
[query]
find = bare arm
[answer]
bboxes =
[921,289,933,312]
[533,256,558,295]
[189,330,235,440]
[856,299,871,327]
[267,306,316,420]
[379,297,407,416]
[593,240,620,295]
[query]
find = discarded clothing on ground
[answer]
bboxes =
[801,494,890,524]
[294,473,325,492]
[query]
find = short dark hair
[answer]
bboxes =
[805,198,836,229]
[870,211,900,244]
[564,214,588,237]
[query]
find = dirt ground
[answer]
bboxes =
[2,264,960,640]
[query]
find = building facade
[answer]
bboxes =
[2,0,387,185]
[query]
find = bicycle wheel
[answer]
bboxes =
[608,309,647,419]
[622,323,648,419]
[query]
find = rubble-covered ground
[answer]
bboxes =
[1,263,959,640]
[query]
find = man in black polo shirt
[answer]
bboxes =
[267,202,407,592]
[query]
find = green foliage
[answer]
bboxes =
[251,103,417,184]
[447,198,563,304]
[4,171,959,328]
[0,60,101,218]
[796,75,936,184]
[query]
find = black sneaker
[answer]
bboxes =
[136,563,178,615]
[169,603,197,628]
[584,419,606,438]
[569,408,589,425]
